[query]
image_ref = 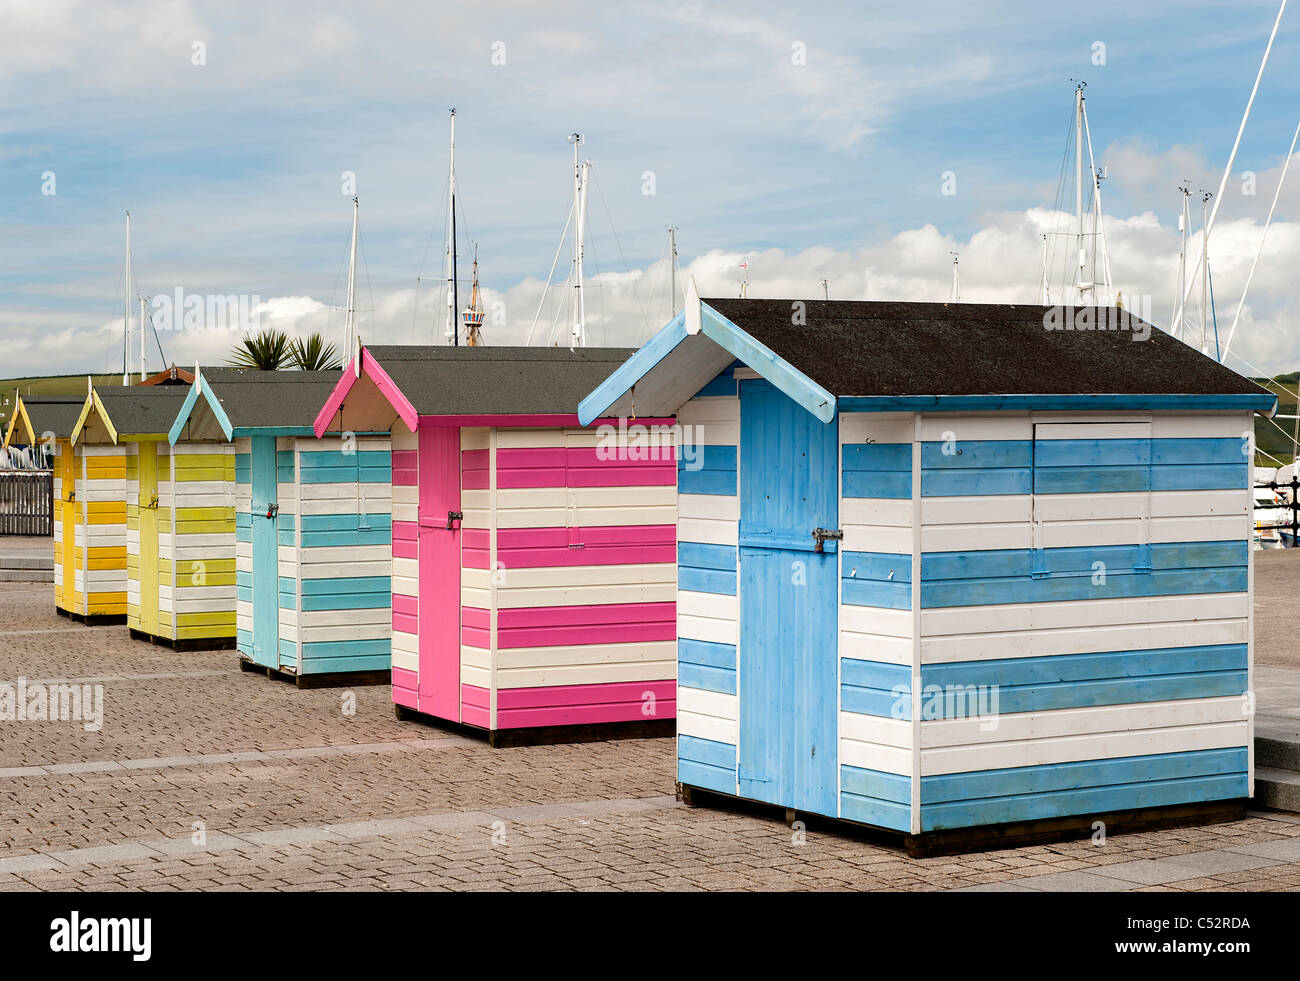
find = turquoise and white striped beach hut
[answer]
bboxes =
[170,369,393,686]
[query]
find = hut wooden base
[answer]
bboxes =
[128,627,236,652]
[393,703,674,748]
[237,657,390,689]
[56,606,127,627]
[677,783,1248,858]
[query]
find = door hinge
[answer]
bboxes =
[811,527,843,553]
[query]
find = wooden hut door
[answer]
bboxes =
[57,442,77,610]
[736,379,839,816]
[416,427,461,721]
[137,444,161,635]
[249,436,280,668]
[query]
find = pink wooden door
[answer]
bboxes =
[417,426,462,721]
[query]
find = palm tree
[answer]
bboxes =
[229,329,291,370]
[290,333,343,371]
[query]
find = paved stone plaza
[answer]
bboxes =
[1,547,1299,892]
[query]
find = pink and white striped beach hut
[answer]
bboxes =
[314,346,678,745]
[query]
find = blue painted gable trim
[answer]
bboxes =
[698,304,836,422]
[578,313,687,425]
[839,393,1278,414]
[167,370,234,445]
[578,304,837,424]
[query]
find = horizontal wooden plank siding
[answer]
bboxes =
[72,443,128,616]
[675,382,739,771]
[276,435,391,675]
[914,411,1253,831]
[485,424,677,727]
[836,412,917,827]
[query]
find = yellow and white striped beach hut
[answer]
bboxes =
[3,395,86,616]
[72,382,237,647]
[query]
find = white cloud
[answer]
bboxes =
[12,198,1295,381]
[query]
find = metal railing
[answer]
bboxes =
[1256,475,1300,545]
[0,470,54,536]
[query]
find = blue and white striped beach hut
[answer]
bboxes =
[579,288,1278,851]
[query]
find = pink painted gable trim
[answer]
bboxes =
[313,347,420,437]
[313,359,360,437]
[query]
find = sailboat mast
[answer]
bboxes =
[344,196,359,357]
[1200,191,1212,354]
[123,211,132,386]
[139,296,147,381]
[464,247,484,346]
[1174,185,1189,340]
[447,109,458,345]
[1074,83,1086,304]
[668,226,678,319]
[1080,100,1113,305]
[576,160,590,347]
[569,133,586,348]
[1040,234,1049,305]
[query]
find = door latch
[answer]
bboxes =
[445,510,463,530]
[264,503,279,519]
[811,527,843,553]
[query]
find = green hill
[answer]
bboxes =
[0,374,122,430]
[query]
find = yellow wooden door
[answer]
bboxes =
[138,443,160,634]
[58,442,77,612]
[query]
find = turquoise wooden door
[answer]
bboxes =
[249,436,280,668]
[738,379,839,816]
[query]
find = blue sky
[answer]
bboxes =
[3,0,1300,375]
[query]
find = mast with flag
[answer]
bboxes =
[463,246,485,346]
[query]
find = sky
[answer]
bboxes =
[2,0,1300,380]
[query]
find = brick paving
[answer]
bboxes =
[2,577,1300,891]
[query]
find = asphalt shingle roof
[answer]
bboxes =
[365,346,639,415]
[197,369,344,429]
[701,298,1268,397]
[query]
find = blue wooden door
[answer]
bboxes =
[249,435,280,668]
[738,379,839,815]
